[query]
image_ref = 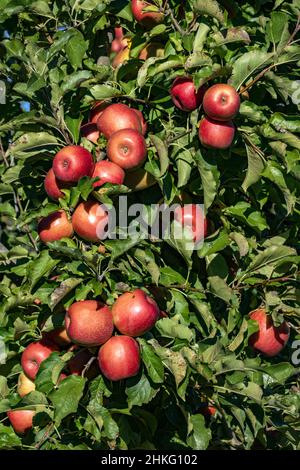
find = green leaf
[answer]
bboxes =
[193,0,225,23]
[149,340,187,387]
[229,51,272,90]
[65,30,88,70]
[0,423,21,449]
[26,251,59,290]
[149,135,169,177]
[194,150,219,211]
[187,414,212,450]
[50,375,86,425]
[138,339,164,384]
[126,374,159,409]
[242,142,265,192]
[90,84,121,100]
[156,317,194,342]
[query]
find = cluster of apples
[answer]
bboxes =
[39,101,148,244]
[7,289,161,434]
[170,77,240,150]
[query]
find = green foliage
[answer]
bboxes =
[0,0,300,451]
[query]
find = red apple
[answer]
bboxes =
[131,0,164,29]
[171,77,206,112]
[174,204,208,244]
[7,410,35,435]
[98,335,140,381]
[203,84,240,121]
[68,349,99,379]
[44,168,69,201]
[198,117,235,149]
[38,210,74,243]
[80,123,99,144]
[53,145,94,183]
[133,109,147,135]
[112,289,160,337]
[107,129,147,170]
[249,308,290,357]
[90,101,110,124]
[17,373,36,398]
[112,46,130,68]
[72,200,109,242]
[111,26,128,53]
[43,327,72,348]
[21,340,59,380]
[97,103,142,139]
[92,161,125,188]
[200,405,217,417]
[65,300,114,347]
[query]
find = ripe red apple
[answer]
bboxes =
[174,204,208,244]
[98,335,140,381]
[198,117,235,149]
[17,372,36,398]
[139,42,164,60]
[249,308,290,357]
[97,103,142,139]
[44,168,68,201]
[65,300,114,347]
[111,26,128,53]
[38,210,74,243]
[72,200,109,242]
[203,84,240,121]
[133,109,147,135]
[112,289,160,336]
[200,405,217,418]
[21,340,59,380]
[53,145,94,183]
[131,0,164,29]
[107,129,147,170]
[90,101,110,124]
[68,349,99,379]
[80,123,99,144]
[7,410,35,435]
[43,327,72,348]
[171,77,206,112]
[92,160,125,188]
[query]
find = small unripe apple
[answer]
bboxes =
[131,0,164,29]
[80,123,99,144]
[38,210,74,243]
[92,160,125,188]
[98,335,141,381]
[68,349,99,379]
[65,300,114,347]
[44,168,68,201]
[112,289,160,336]
[138,42,164,60]
[72,200,109,242]
[17,372,36,398]
[203,84,240,121]
[198,117,235,149]
[90,101,110,124]
[174,204,208,244]
[43,327,72,348]
[107,129,147,170]
[21,340,59,380]
[124,167,156,191]
[97,103,142,139]
[249,308,290,357]
[171,77,206,112]
[132,109,147,135]
[7,410,35,434]
[53,145,94,183]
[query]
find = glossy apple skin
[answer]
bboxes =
[44,168,67,201]
[7,410,35,435]
[133,109,147,135]
[53,145,94,183]
[38,210,74,243]
[80,123,99,144]
[98,335,141,381]
[107,129,147,170]
[17,372,36,398]
[97,103,142,139]
[72,200,109,242]
[124,167,156,191]
[171,77,206,112]
[203,84,240,121]
[139,42,164,60]
[21,340,59,380]
[131,0,164,29]
[92,161,125,188]
[65,300,114,347]
[174,204,208,244]
[43,327,72,348]
[249,308,290,357]
[112,289,160,336]
[68,349,99,379]
[90,101,110,124]
[198,117,235,149]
